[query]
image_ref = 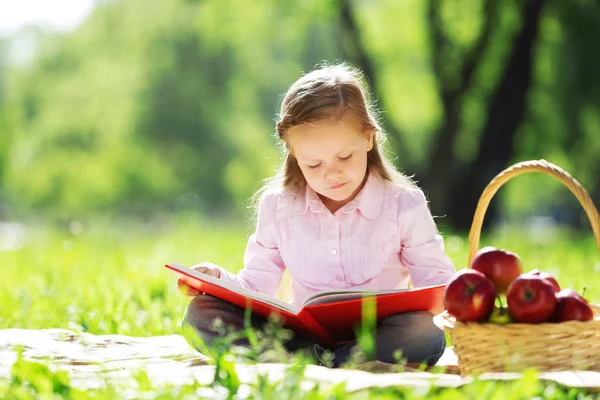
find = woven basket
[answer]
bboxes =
[436,159,600,375]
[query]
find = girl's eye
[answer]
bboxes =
[307,163,321,169]
[339,154,353,161]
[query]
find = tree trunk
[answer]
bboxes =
[424,0,497,219]
[447,0,548,231]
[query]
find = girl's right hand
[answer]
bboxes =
[177,263,222,297]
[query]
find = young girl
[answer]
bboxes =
[179,63,456,367]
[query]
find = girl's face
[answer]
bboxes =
[286,119,373,213]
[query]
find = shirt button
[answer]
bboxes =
[336,275,344,281]
[331,248,337,255]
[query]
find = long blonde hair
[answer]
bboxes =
[252,62,416,210]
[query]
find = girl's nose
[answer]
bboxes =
[325,165,342,180]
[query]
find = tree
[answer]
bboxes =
[424,0,498,226]
[336,0,549,230]
[446,0,548,230]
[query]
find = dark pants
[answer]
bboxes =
[182,294,446,367]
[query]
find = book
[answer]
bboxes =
[166,262,446,345]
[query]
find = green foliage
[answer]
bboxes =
[1,0,330,217]
[2,0,599,222]
[9,349,72,397]
[506,0,600,218]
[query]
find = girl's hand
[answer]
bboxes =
[177,263,222,296]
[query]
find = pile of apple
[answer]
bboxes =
[444,246,595,324]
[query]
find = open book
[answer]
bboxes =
[167,262,445,345]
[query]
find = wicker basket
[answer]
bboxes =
[436,159,600,375]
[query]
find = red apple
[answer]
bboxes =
[471,246,522,294]
[525,269,560,293]
[507,275,557,323]
[444,270,496,322]
[552,289,594,322]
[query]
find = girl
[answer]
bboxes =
[180,63,456,367]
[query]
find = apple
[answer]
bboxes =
[525,269,560,293]
[487,306,513,325]
[471,246,522,294]
[507,275,557,323]
[552,289,594,322]
[444,269,496,322]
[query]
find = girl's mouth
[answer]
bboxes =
[330,182,347,190]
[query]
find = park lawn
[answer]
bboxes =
[1,214,599,398]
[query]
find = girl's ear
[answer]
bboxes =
[366,130,374,151]
[284,141,293,155]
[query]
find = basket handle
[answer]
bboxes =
[468,159,600,267]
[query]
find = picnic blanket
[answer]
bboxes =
[1,329,599,394]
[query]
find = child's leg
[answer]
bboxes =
[373,311,446,365]
[320,311,446,367]
[182,294,266,349]
[181,294,316,353]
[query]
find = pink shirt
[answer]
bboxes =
[219,173,456,306]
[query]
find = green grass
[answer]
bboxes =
[2,214,600,398]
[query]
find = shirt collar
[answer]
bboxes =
[293,172,385,219]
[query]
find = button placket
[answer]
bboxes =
[330,216,340,258]
[329,215,344,283]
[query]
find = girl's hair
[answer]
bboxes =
[252,62,416,209]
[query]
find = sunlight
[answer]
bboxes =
[0,0,95,36]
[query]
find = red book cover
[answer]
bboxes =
[167,262,445,346]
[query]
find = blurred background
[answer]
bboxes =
[1,0,600,237]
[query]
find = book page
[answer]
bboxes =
[301,288,412,307]
[166,263,300,314]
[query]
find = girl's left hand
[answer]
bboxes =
[177,262,222,296]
